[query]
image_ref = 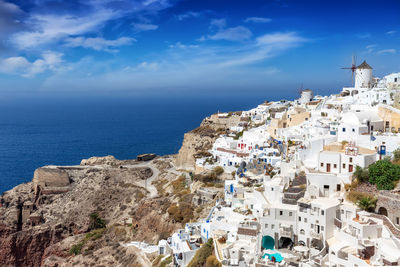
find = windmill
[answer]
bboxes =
[297,83,304,97]
[341,55,357,86]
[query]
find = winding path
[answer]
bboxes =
[123,161,159,198]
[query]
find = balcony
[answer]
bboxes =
[279,227,292,238]
[334,218,342,229]
[310,230,323,240]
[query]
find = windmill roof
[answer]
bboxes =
[357,61,372,69]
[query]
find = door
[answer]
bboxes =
[326,163,331,172]
[349,164,353,172]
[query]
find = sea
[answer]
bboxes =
[0,93,300,194]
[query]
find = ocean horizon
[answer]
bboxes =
[0,93,299,194]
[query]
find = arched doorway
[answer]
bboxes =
[261,236,275,250]
[378,207,388,217]
[278,237,293,249]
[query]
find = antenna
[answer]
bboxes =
[341,54,357,86]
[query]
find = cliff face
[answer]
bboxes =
[0,113,231,266]
[176,115,241,170]
[0,156,179,267]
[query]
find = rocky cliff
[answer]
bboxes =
[0,155,182,267]
[175,114,241,170]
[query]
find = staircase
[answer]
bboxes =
[282,174,306,205]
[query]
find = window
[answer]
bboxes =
[395,78,398,82]
[299,216,302,222]
[271,188,274,191]
[304,218,308,223]
[280,211,283,216]
[265,224,268,229]
[321,226,324,231]
[342,128,346,132]
[321,162,324,167]
[334,164,337,168]
[397,217,399,225]
[349,157,353,163]
[343,163,346,168]
[321,210,325,215]
[300,229,305,235]
[352,128,355,132]
[271,224,274,230]
[311,224,314,228]
[289,212,293,216]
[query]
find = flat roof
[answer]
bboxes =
[311,197,340,209]
[322,142,376,155]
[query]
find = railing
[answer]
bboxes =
[310,230,322,240]
[334,218,342,229]
[279,228,292,237]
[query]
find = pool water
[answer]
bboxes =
[262,252,284,263]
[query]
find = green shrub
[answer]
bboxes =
[357,196,377,212]
[85,228,105,241]
[69,241,84,255]
[172,176,186,194]
[213,166,224,176]
[160,256,172,267]
[347,191,373,203]
[89,213,106,230]
[168,203,194,224]
[206,256,222,267]
[368,159,400,190]
[353,166,369,182]
[187,239,214,267]
[394,148,400,163]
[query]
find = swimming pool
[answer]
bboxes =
[262,252,284,263]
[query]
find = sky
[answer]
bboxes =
[0,0,399,100]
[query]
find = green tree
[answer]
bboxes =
[357,196,377,212]
[368,159,400,190]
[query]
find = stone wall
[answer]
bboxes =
[376,191,400,226]
[33,168,70,195]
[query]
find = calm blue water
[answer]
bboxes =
[0,95,279,194]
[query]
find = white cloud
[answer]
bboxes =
[168,42,199,49]
[386,30,397,36]
[356,33,371,39]
[8,0,171,49]
[176,11,201,21]
[244,17,272,23]
[11,9,117,49]
[207,26,252,42]
[377,49,396,55]
[210,18,227,29]
[0,51,63,77]
[256,32,307,46]
[366,44,377,54]
[133,23,159,31]
[219,32,307,67]
[65,36,135,52]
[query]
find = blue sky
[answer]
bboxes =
[0,0,399,99]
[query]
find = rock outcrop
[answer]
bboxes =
[176,114,241,170]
